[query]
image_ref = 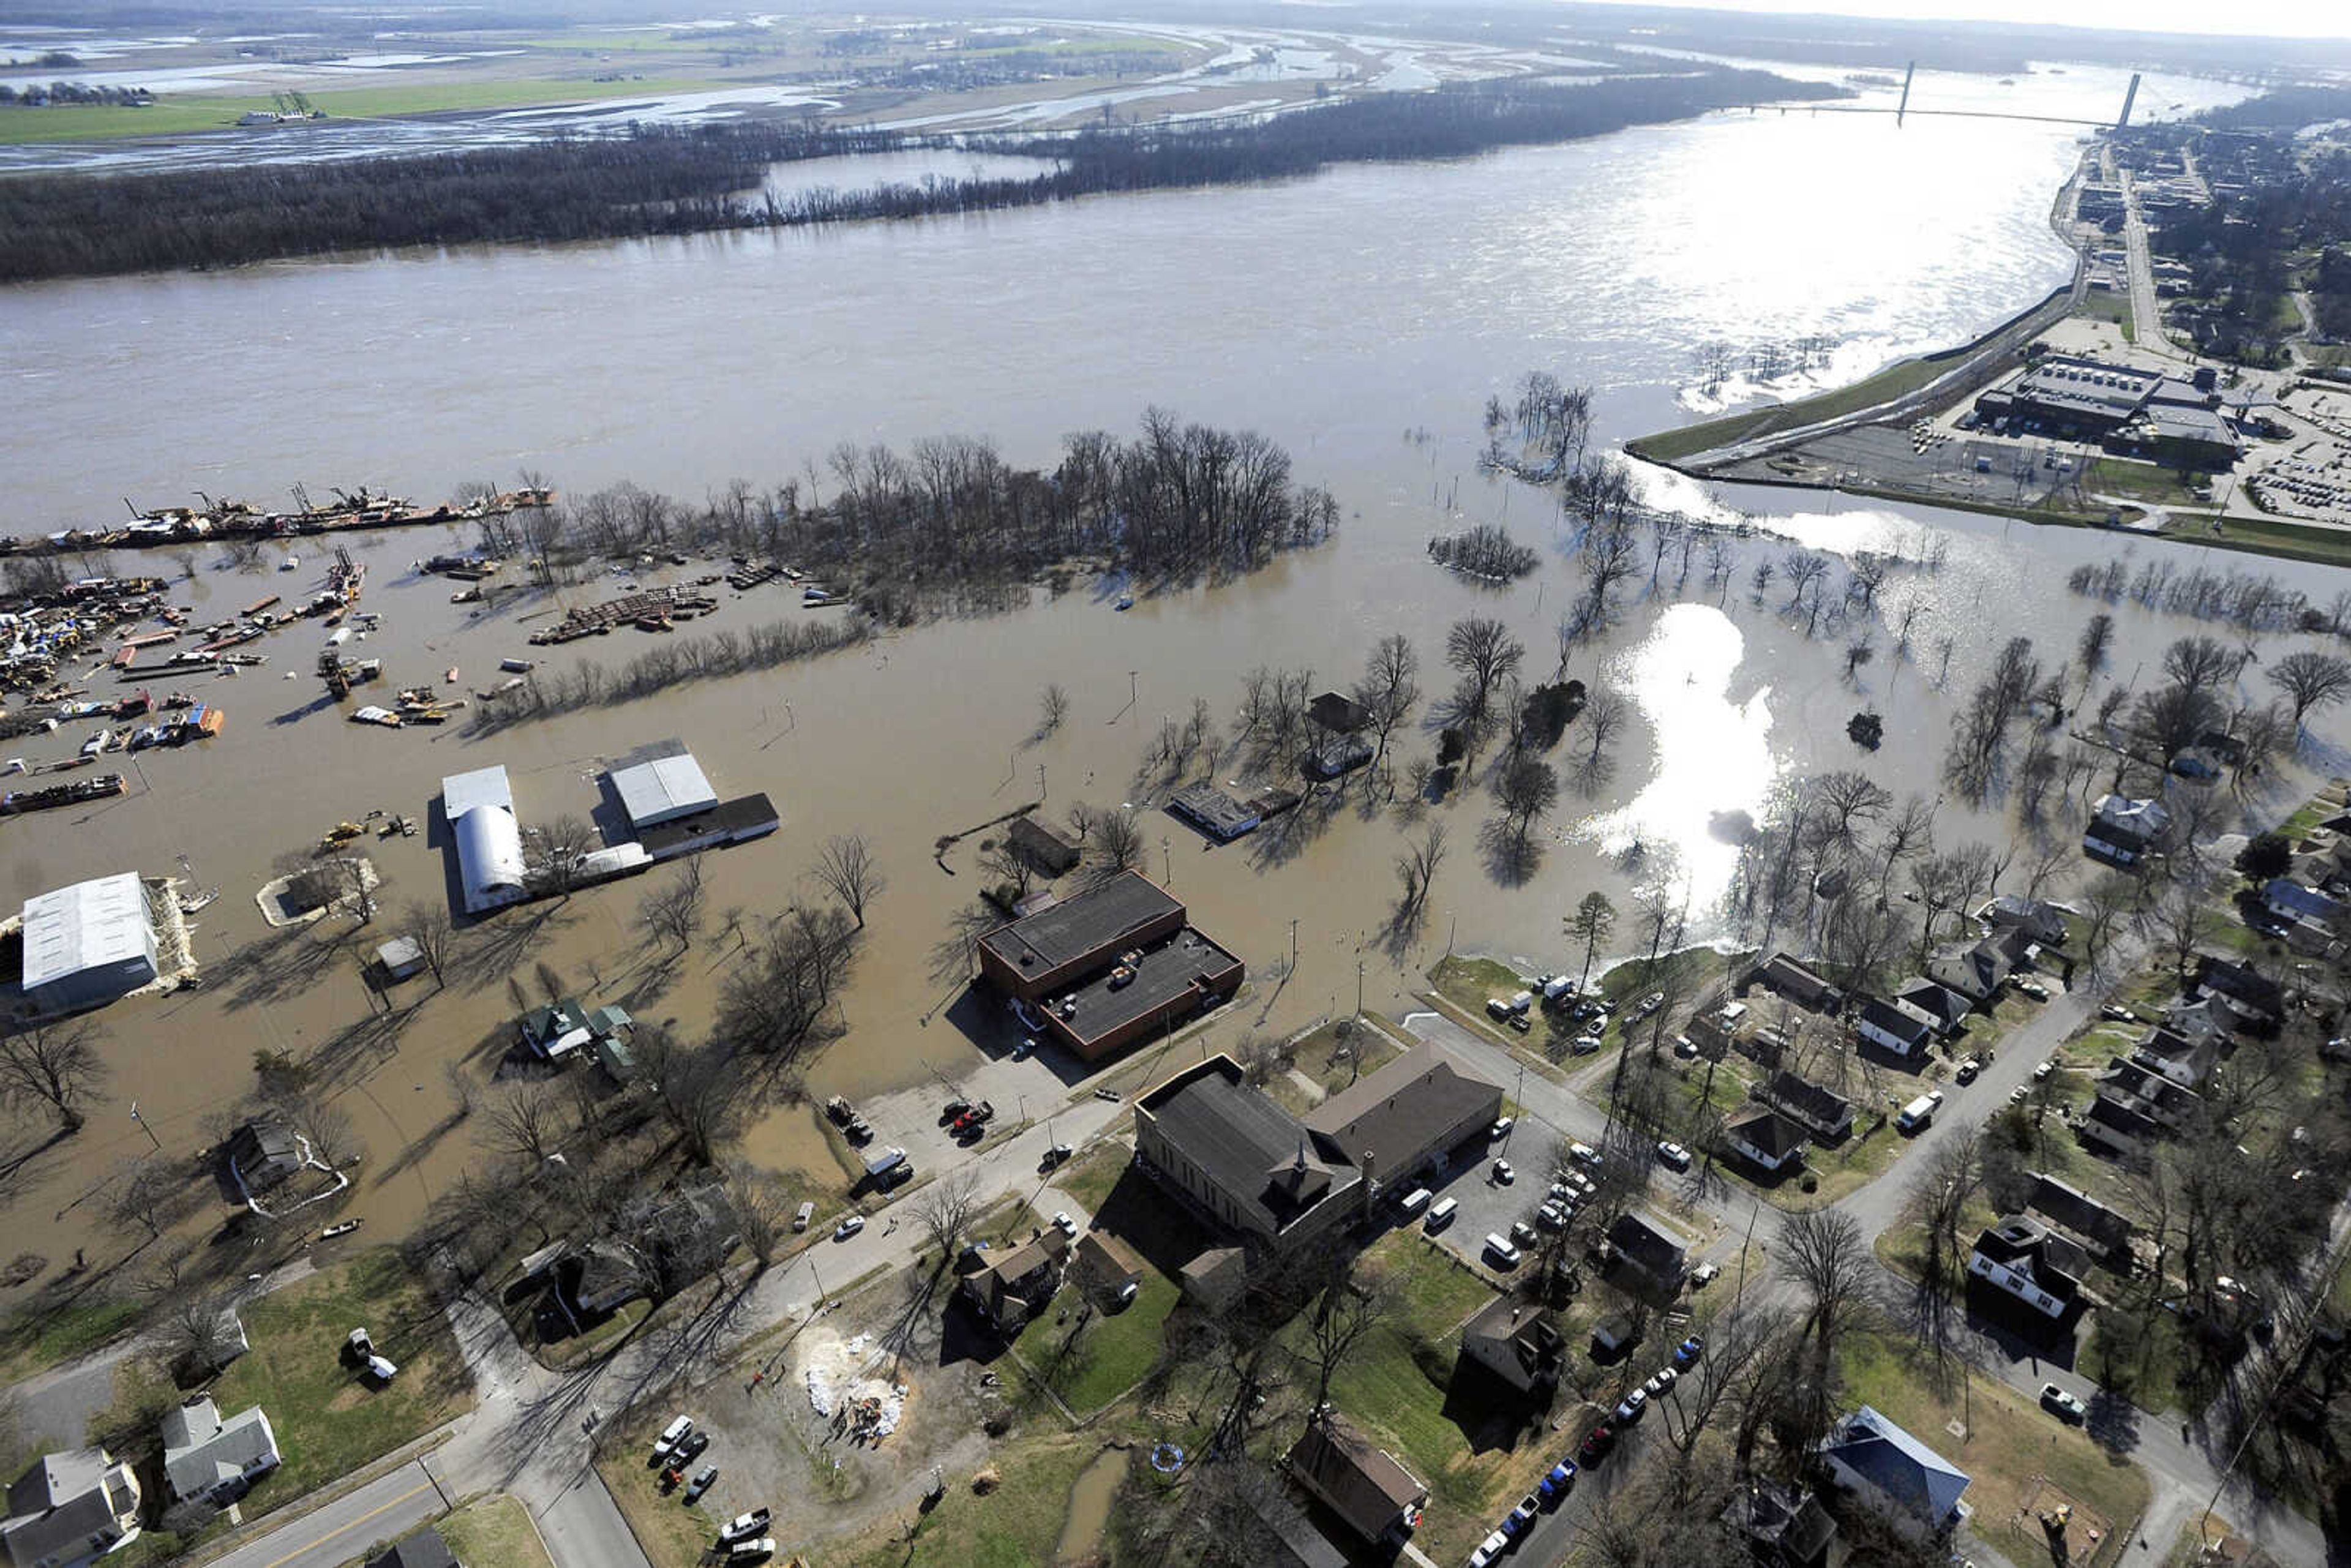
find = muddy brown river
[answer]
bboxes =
[0,61,2310,1274]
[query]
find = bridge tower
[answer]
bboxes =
[1897,60,1916,127]
[2117,72,2141,130]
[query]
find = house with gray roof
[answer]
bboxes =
[1855,996,1937,1059]
[1757,1071,1852,1142]
[0,1449,142,1568]
[364,1528,462,1568]
[1457,1297,1565,1400]
[1981,894,2068,947]
[1286,1411,1427,1545]
[1820,1406,1971,1541]
[1967,1216,2088,1321]
[160,1397,280,1504]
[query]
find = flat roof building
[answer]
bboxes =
[976,872,1240,1059]
[609,750,718,829]
[20,873,157,1015]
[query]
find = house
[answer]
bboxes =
[1285,1412,1427,1545]
[1981,894,2068,947]
[1721,1479,1839,1568]
[958,1228,1071,1334]
[364,1528,462,1568]
[1927,929,2030,1007]
[1750,953,1841,1012]
[1457,1297,1565,1401]
[2027,1174,2135,1266]
[1072,1231,1144,1304]
[160,1397,280,1504]
[1007,816,1082,877]
[2080,1059,2205,1159]
[0,1449,143,1568]
[2084,793,2170,866]
[518,997,592,1060]
[1893,976,1973,1038]
[1604,1212,1689,1302]
[2263,878,2346,932]
[1855,996,1938,1059]
[1134,1046,1499,1261]
[2132,1023,2219,1089]
[2192,953,2283,1029]
[1757,1071,1853,1142]
[1820,1406,1972,1541]
[223,1120,302,1192]
[1967,1216,2088,1321]
[1721,1105,1808,1174]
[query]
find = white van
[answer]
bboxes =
[1425,1196,1459,1231]
[1398,1187,1433,1218]
[792,1201,816,1232]
[1484,1232,1523,1267]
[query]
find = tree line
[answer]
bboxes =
[0,67,1842,283]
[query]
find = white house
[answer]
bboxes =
[1855,996,1937,1059]
[161,1397,280,1504]
[1966,1216,2087,1321]
[0,1449,143,1568]
[1721,1105,1807,1174]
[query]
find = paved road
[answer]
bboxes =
[194,1087,1134,1568]
[2120,172,2183,364]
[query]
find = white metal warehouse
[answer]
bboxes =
[20,873,157,1013]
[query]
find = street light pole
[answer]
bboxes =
[129,1103,161,1152]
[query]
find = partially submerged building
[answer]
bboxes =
[441,765,527,915]
[2083,793,2170,867]
[607,743,778,861]
[18,873,157,1014]
[977,872,1243,1061]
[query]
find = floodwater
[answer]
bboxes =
[0,60,2317,1281]
[1053,1447,1127,1565]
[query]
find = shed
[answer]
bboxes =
[375,937,425,982]
[1073,1231,1144,1299]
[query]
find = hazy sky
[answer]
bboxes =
[1579,0,2348,41]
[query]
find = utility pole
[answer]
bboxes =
[129,1102,161,1152]
[1355,961,1365,1017]
[1733,1198,1761,1311]
[1289,918,1299,974]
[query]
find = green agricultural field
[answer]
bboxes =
[0,75,710,144]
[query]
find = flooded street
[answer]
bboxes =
[0,61,2314,1270]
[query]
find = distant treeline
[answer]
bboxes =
[0,67,1840,283]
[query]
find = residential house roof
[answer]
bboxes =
[1858,995,1937,1051]
[1928,930,2028,1003]
[1300,1042,1501,1180]
[1758,1071,1852,1137]
[1723,1105,1809,1163]
[2265,879,2346,926]
[1753,953,1839,1008]
[161,1398,277,1499]
[1073,1231,1144,1294]
[1982,895,2068,945]
[966,1229,1071,1327]
[1306,691,1371,733]
[1461,1296,1565,1395]
[1893,976,1973,1035]
[2028,1173,2135,1259]
[1971,1216,2087,1307]
[1286,1414,1427,1542]
[1,1450,137,1568]
[1823,1406,1971,1529]
[2132,1024,2219,1086]
[1721,1479,1839,1568]
[365,1528,461,1568]
[1607,1212,1688,1284]
[1007,815,1082,876]
[2090,793,2170,844]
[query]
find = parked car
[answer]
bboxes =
[1690,1263,1722,1289]
[1569,1142,1602,1167]
[1537,1202,1569,1231]
[1674,1335,1704,1367]
[683,1465,718,1503]
[1643,1367,1678,1397]
[1511,1220,1540,1250]
[2033,1059,2055,1082]
[1655,1140,1692,1171]
[1537,1460,1577,1504]
[1954,1057,1981,1085]
[727,1540,776,1564]
[1469,1528,1512,1568]
[1613,1387,1648,1423]
[2100,1004,2137,1022]
[1576,1425,1616,1463]
[1508,1013,1532,1033]
[1630,990,1665,1021]
[718,1508,771,1544]
[1485,1233,1524,1267]
[2010,1086,2030,1105]
[1052,1212,1079,1237]
[2012,977,2050,1000]
[1492,1158,1515,1184]
[1504,1493,1540,1537]
[1490,1116,1515,1139]
[792,1201,815,1232]
[1673,1034,1698,1058]
[2039,1383,2087,1422]
[651,1417,693,1465]
[1041,1143,1073,1169]
[1570,1033,1604,1054]
[676,1430,710,1464]
[835,1215,866,1241]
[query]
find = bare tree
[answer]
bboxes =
[1776,1207,1870,1357]
[1445,617,1525,735]
[0,1019,108,1131]
[2163,634,2234,696]
[1087,806,1146,880]
[1567,891,1616,991]
[155,1293,244,1377]
[2268,649,2351,733]
[107,1158,193,1243]
[1294,1255,1393,1413]
[913,1169,984,1261]
[1393,822,1448,927]
[723,1158,793,1269]
[810,833,883,928]
[1355,633,1422,785]
[534,814,598,897]
[638,1026,742,1163]
[1038,682,1071,735]
[637,858,708,953]
[400,900,456,988]
[1660,1303,1785,1461]
[1493,757,1559,853]
[482,1082,568,1166]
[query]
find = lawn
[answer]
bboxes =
[1428,955,1531,1027]
[0,75,711,144]
[1839,1328,2149,1568]
[1051,1139,1130,1216]
[829,1431,1101,1568]
[437,1493,555,1568]
[2083,456,2209,506]
[1012,1267,1181,1417]
[0,1295,142,1383]
[2160,510,2351,571]
[207,1248,475,1511]
[596,1417,727,1568]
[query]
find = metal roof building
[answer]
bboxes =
[20,873,157,1014]
[609,751,719,830]
[441,765,527,914]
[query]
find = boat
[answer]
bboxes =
[178,888,218,913]
[280,555,299,572]
[498,658,535,674]
[320,1219,362,1240]
[2,773,125,814]
[1115,593,1134,611]
[349,705,402,728]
